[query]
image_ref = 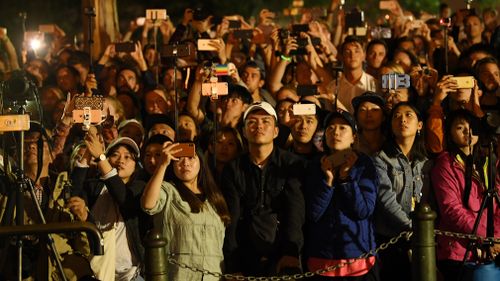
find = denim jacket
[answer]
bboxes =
[373,143,432,237]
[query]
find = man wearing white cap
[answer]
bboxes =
[221,101,305,277]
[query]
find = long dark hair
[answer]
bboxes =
[168,148,231,225]
[389,102,427,162]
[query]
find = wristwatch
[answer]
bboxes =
[95,153,106,163]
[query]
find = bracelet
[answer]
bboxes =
[280,54,292,62]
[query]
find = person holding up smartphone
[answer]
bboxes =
[141,143,230,281]
[70,129,148,281]
[305,110,379,280]
[426,74,484,154]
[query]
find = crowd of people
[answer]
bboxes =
[0,0,499,280]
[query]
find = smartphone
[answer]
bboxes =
[451,76,474,89]
[228,20,241,29]
[201,82,229,97]
[410,20,425,30]
[379,1,397,10]
[146,9,168,20]
[173,143,196,158]
[72,96,104,122]
[255,24,274,44]
[293,104,316,116]
[115,42,135,52]
[233,29,253,40]
[292,24,309,34]
[327,148,353,168]
[39,24,56,33]
[197,39,220,51]
[161,43,192,57]
[297,85,318,96]
[345,10,365,28]
[136,17,146,26]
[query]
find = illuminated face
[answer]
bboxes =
[291,115,319,144]
[56,67,78,92]
[356,101,385,131]
[367,44,387,69]
[464,16,484,38]
[325,118,356,151]
[143,143,164,175]
[220,96,246,125]
[144,90,169,115]
[342,42,365,70]
[148,123,175,142]
[107,145,137,183]
[178,115,197,141]
[119,124,143,148]
[244,110,278,145]
[117,69,139,92]
[477,62,499,92]
[393,52,412,73]
[450,118,478,149]
[215,132,239,163]
[24,132,51,166]
[173,154,200,183]
[242,67,264,93]
[277,101,294,127]
[391,105,423,140]
[383,89,410,111]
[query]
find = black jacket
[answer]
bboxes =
[221,147,305,274]
[71,167,150,268]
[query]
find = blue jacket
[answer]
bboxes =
[305,153,378,259]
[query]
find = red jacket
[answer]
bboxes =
[431,151,500,261]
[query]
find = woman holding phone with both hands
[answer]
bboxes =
[141,142,230,281]
[305,110,379,281]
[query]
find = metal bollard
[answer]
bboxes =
[144,229,168,281]
[411,203,437,281]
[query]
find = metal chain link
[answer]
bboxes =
[434,229,500,243]
[166,231,412,281]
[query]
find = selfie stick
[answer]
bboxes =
[152,18,160,85]
[84,7,96,73]
[173,46,180,136]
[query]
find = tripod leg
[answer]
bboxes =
[26,180,68,281]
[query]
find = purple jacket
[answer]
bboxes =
[431,151,500,262]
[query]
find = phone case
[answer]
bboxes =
[452,76,474,89]
[197,39,219,51]
[173,143,196,158]
[327,149,353,168]
[293,104,316,116]
[201,82,229,97]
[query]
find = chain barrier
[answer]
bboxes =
[434,229,500,244]
[164,230,499,280]
[166,231,412,281]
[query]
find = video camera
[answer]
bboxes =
[0,70,38,103]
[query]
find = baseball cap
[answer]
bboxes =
[351,91,386,115]
[193,7,211,21]
[243,101,277,121]
[323,110,357,133]
[143,114,175,133]
[105,137,140,157]
[117,119,145,135]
